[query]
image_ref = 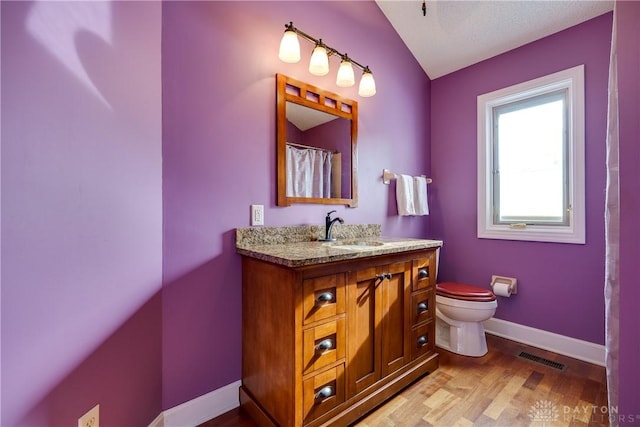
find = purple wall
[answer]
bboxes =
[431,14,612,345]
[161,1,431,410]
[286,119,303,144]
[4,0,634,425]
[1,2,163,426]
[616,1,640,420]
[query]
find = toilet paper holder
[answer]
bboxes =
[491,275,517,295]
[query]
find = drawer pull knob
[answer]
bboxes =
[418,269,429,279]
[315,339,334,352]
[417,302,428,313]
[315,292,334,304]
[417,335,428,347]
[315,386,334,401]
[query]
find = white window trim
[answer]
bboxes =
[477,65,585,244]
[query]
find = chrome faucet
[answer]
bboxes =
[321,210,344,242]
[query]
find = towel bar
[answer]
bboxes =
[382,169,432,185]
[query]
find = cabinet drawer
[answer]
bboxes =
[412,253,435,291]
[303,318,346,375]
[303,274,346,325]
[303,364,345,423]
[411,289,433,326]
[411,321,434,361]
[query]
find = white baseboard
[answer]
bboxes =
[483,317,605,366]
[149,380,241,427]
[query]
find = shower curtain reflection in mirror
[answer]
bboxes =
[286,144,342,198]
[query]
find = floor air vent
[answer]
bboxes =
[517,351,567,371]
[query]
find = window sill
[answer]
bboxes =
[478,225,585,244]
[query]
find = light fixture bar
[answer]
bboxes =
[279,22,376,96]
[282,22,370,73]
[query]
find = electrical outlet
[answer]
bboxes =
[78,404,99,427]
[251,204,264,226]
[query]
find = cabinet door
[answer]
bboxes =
[346,262,412,398]
[380,261,411,377]
[346,266,382,398]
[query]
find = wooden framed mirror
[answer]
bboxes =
[276,74,358,207]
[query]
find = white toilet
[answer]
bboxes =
[435,281,497,357]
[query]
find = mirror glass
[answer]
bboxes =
[277,74,358,207]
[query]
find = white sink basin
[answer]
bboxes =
[325,240,385,250]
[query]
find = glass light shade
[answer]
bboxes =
[278,30,300,63]
[309,45,329,76]
[358,71,376,97]
[336,60,355,87]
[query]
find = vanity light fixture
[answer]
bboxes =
[278,22,376,97]
[336,55,355,87]
[309,41,329,76]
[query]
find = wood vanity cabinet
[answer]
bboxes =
[240,249,439,426]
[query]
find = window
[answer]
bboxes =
[477,65,585,244]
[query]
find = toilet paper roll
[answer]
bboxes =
[493,282,512,297]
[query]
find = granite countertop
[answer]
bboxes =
[236,224,443,267]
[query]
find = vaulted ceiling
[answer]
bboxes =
[375,0,614,79]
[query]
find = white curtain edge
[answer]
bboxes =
[604,3,620,422]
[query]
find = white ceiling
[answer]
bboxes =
[286,102,339,131]
[375,0,614,79]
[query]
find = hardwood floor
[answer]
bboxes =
[199,334,608,427]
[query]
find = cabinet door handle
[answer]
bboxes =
[315,339,334,352]
[315,292,334,305]
[315,385,334,401]
[417,335,428,347]
[418,269,429,279]
[417,302,428,313]
[377,273,392,281]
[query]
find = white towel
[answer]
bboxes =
[396,174,415,216]
[414,176,429,215]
